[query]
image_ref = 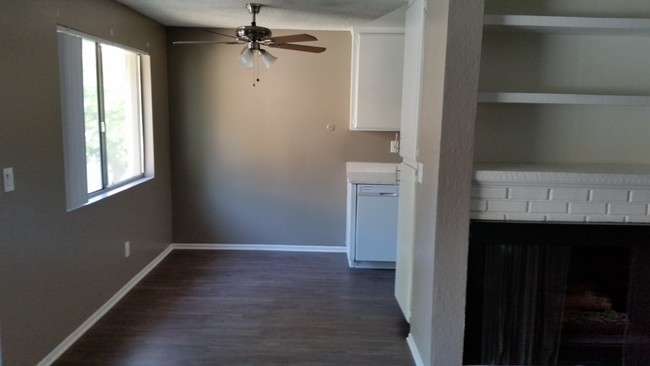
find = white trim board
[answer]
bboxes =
[38,243,346,365]
[37,245,174,366]
[407,333,424,366]
[171,243,347,253]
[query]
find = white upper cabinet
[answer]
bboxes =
[399,0,425,162]
[350,29,405,131]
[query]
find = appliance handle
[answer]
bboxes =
[358,192,398,197]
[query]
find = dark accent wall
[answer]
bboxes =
[0,1,171,364]
[168,28,399,245]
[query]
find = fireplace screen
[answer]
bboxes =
[463,222,650,365]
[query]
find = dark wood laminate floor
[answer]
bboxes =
[54,250,414,365]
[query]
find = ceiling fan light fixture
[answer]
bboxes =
[239,48,255,68]
[258,49,277,68]
[176,3,326,73]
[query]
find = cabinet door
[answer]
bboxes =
[395,163,417,321]
[399,0,425,161]
[351,32,405,131]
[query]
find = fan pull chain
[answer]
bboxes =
[252,54,261,87]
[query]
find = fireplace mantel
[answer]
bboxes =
[471,164,650,223]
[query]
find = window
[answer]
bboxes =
[58,28,153,210]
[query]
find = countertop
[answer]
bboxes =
[346,162,399,185]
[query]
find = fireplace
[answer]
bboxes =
[463,221,650,365]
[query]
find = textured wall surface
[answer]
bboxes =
[409,0,484,364]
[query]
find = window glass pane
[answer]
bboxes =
[82,39,102,193]
[100,44,144,186]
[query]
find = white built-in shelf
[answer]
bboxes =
[484,15,650,34]
[480,15,650,105]
[477,92,650,106]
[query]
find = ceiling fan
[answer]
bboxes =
[173,3,326,69]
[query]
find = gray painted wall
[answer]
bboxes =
[409,0,483,364]
[168,28,399,246]
[0,1,171,364]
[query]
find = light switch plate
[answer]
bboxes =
[390,140,399,153]
[3,167,15,192]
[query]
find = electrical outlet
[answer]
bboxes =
[124,241,130,258]
[3,167,15,192]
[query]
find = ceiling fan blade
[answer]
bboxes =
[200,29,237,39]
[172,40,242,45]
[270,34,318,44]
[269,43,326,53]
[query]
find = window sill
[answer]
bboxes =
[68,176,154,212]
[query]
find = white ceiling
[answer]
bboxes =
[115,0,408,31]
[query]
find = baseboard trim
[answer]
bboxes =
[37,245,174,366]
[171,243,347,253]
[407,333,424,366]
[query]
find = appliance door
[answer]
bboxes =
[355,184,399,262]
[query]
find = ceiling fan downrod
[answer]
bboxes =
[247,3,262,26]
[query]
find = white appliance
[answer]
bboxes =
[353,184,399,268]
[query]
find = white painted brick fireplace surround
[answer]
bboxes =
[470,165,650,224]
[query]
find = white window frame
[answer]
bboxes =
[58,27,154,211]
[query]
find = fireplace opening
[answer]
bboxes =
[463,222,650,366]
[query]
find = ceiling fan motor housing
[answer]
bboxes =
[236,25,272,43]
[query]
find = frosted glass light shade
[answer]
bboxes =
[258,49,277,68]
[239,48,254,68]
